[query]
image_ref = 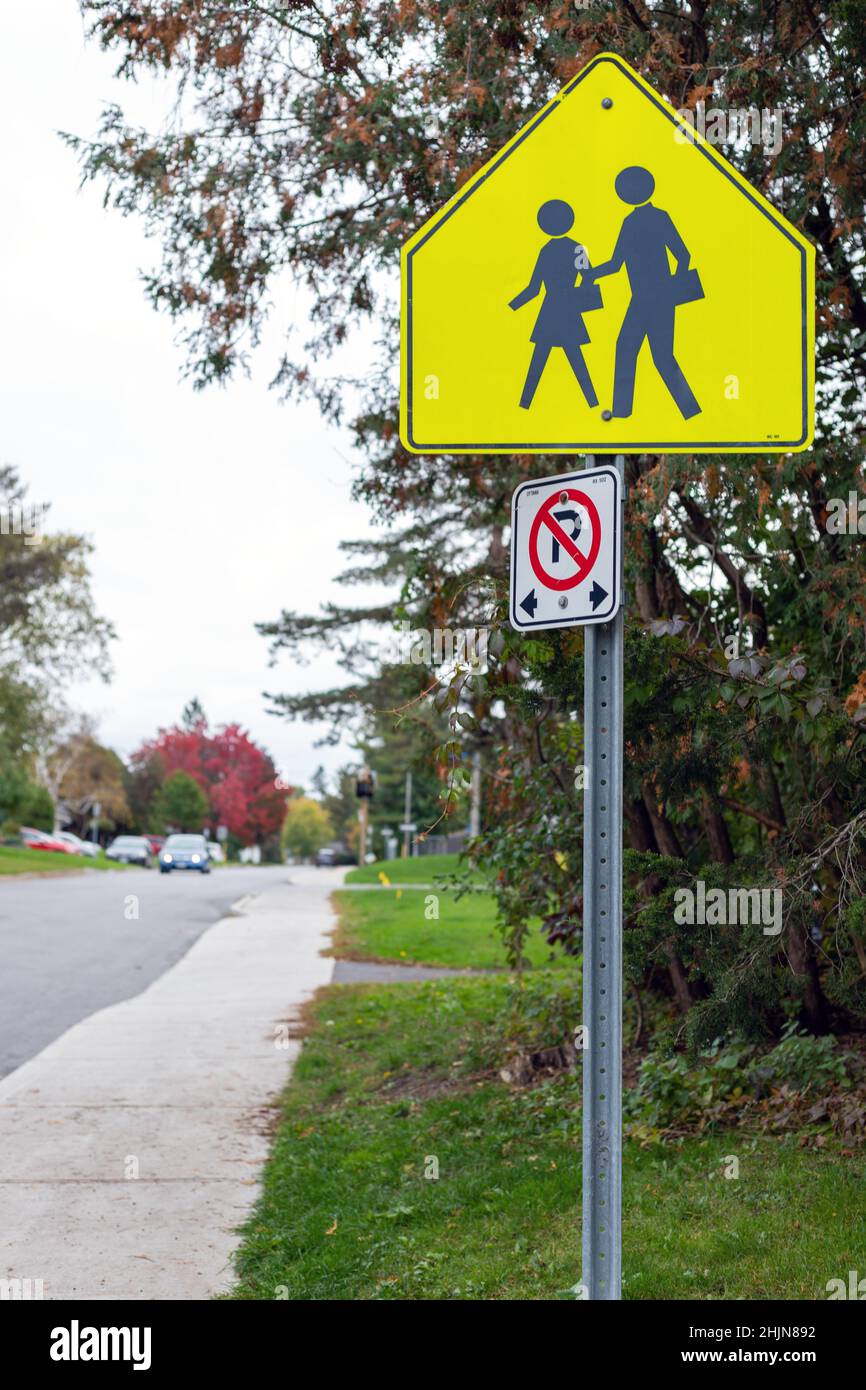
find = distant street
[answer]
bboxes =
[0,865,293,1077]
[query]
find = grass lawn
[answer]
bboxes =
[345,852,478,885]
[230,976,864,1300]
[0,845,133,875]
[332,884,552,970]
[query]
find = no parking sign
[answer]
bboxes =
[509,466,621,630]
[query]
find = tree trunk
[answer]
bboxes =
[786,924,829,1035]
[626,793,698,1013]
[702,790,735,864]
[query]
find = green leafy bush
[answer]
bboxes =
[745,1022,850,1095]
[625,1028,854,1139]
[625,1045,751,1132]
[0,768,54,833]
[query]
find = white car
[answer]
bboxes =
[106,835,152,867]
[206,841,225,863]
[54,831,99,858]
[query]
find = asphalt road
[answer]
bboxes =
[0,865,295,1078]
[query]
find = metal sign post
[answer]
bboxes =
[508,455,625,1298]
[581,454,625,1300]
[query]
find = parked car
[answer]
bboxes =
[315,846,358,867]
[159,833,211,874]
[20,827,77,854]
[53,831,99,858]
[206,841,224,863]
[144,835,165,857]
[105,835,152,866]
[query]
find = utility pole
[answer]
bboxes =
[358,796,368,866]
[356,767,374,866]
[469,749,481,838]
[402,771,413,858]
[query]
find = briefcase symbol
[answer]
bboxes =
[670,266,705,306]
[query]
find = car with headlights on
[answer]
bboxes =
[159,833,211,874]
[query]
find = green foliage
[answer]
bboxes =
[304,664,453,855]
[625,1030,853,1137]
[746,1023,850,1096]
[152,770,209,833]
[467,965,582,1073]
[0,845,131,875]
[281,796,332,861]
[333,885,552,971]
[19,780,54,832]
[626,1045,754,1133]
[0,766,54,833]
[0,465,113,683]
[346,851,472,884]
[123,751,165,833]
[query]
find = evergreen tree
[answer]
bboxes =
[153,770,210,833]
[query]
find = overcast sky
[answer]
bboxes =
[0,3,384,790]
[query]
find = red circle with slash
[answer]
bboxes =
[528,488,601,591]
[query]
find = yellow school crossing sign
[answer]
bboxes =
[400,52,814,455]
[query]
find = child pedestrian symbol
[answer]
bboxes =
[508,200,603,410]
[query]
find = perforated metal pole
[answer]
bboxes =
[581,453,624,1300]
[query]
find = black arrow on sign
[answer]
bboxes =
[520,589,538,618]
[589,582,608,612]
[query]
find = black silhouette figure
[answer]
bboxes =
[509,200,602,410]
[589,167,703,420]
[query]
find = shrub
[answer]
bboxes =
[746,1022,850,1096]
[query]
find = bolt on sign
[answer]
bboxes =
[400,51,815,456]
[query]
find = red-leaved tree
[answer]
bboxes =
[131,715,286,845]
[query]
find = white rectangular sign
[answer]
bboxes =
[509,466,622,630]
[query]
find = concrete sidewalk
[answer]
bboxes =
[0,867,341,1300]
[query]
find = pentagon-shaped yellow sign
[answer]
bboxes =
[401,53,814,455]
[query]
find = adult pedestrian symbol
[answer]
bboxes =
[401,51,814,455]
[510,467,621,630]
